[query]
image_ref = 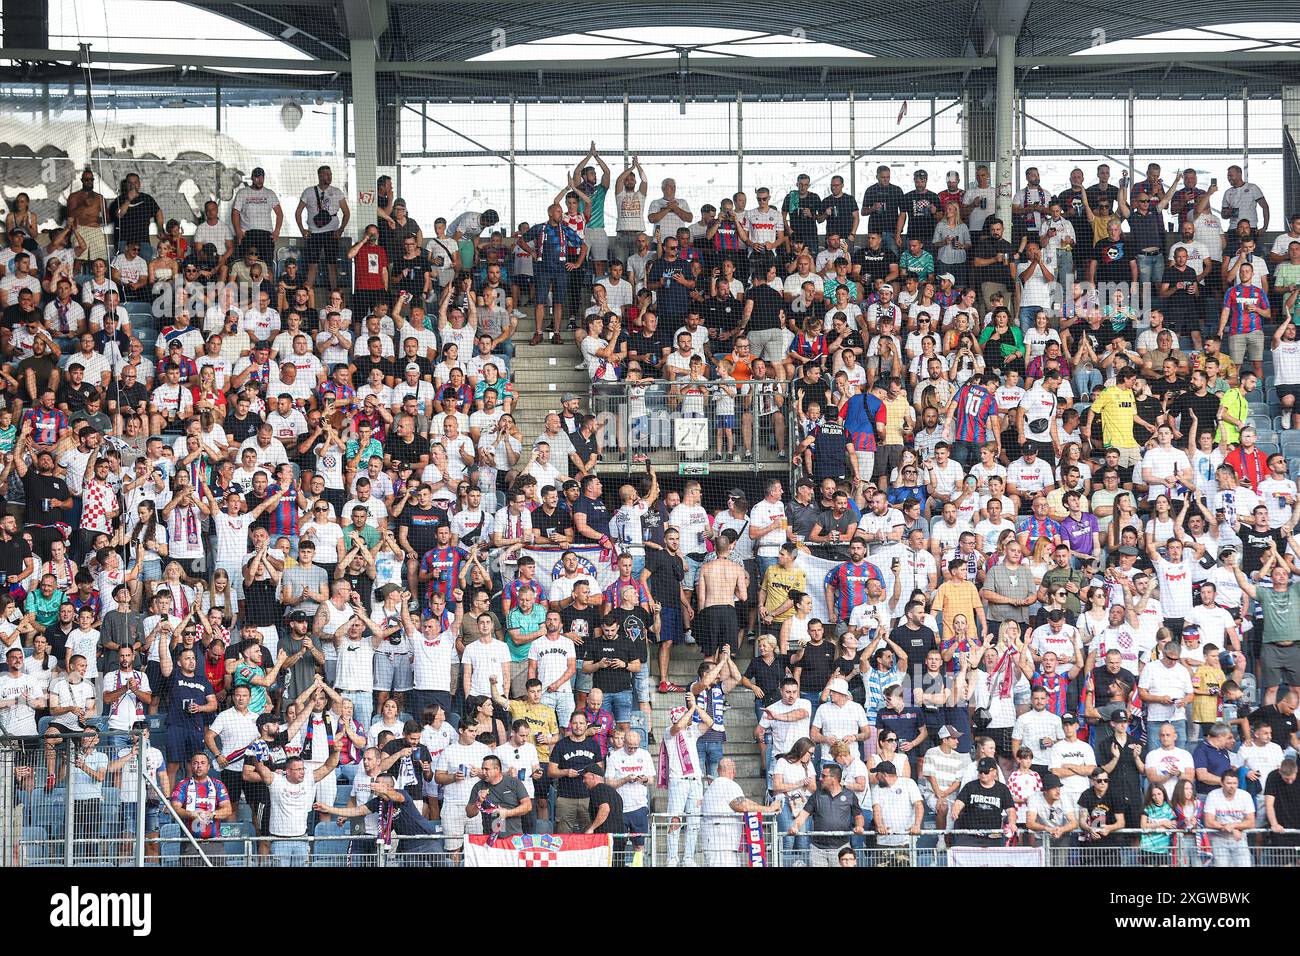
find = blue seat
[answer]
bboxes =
[221,821,257,865]
[312,819,353,867]
[99,787,122,840]
[235,803,253,824]
[1290,459,1300,480]
[1257,442,1280,457]
[21,826,48,866]
[1253,429,1278,445]
[1281,431,1300,452]
[159,822,184,865]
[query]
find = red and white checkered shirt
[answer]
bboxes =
[80,479,116,533]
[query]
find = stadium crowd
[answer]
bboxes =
[0,146,1295,867]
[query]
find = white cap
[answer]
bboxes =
[828,677,850,697]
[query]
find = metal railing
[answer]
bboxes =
[589,379,796,476]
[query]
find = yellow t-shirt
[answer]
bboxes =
[1215,388,1249,445]
[1090,385,1138,449]
[881,394,912,445]
[508,700,560,763]
[932,580,982,641]
[1190,662,1225,725]
[761,564,807,622]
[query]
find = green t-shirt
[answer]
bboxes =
[1277,262,1300,321]
[1257,583,1300,645]
[505,604,547,663]
[585,184,608,230]
[25,588,65,627]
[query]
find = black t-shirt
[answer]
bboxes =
[394,252,432,298]
[1093,239,1133,283]
[569,430,599,477]
[572,493,610,538]
[353,354,398,385]
[822,193,858,239]
[226,412,263,445]
[1246,704,1298,748]
[628,330,669,373]
[1090,666,1138,712]
[382,738,434,801]
[0,535,32,579]
[890,623,938,663]
[611,606,652,663]
[794,638,837,694]
[560,603,602,649]
[744,654,791,706]
[1241,526,1285,576]
[973,236,1013,285]
[642,548,685,608]
[467,775,530,835]
[705,296,742,337]
[548,736,601,799]
[57,381,97,415]
[852,246,898,288]
[1055,188,1091,244]
[1265,771,1300,828]
[745,283,785,333]
[1076,787,1123,844]
[587,781,625,833]
[115,192,161,245]
[22,472,69,523]
[860,183,905,235]
[581,634,636,694]
[793,377,830,415]
[955,780,1015,831]
[1149,375,1189,402]
[385,432,429,468]
[1167,389,1219,444]
[339,569,374,610]
[901,189,941,239]
[1,304,40,331]
[786,190,822,244]
[400,505,446,554]
[532,505,574,544]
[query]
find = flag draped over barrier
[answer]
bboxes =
[465,833,612,867]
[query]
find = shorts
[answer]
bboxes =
[373,652,415,693]
[1104,445,1142,469]
[875,443,904,480]
[535,266,569,307]
[854,450,875,482]
[1226,329,1265,364]
[75,225,108,263]
[121,801,162,835]
[304,232,339,268]
[630,416,650,444]
[575,670,593,694]
[659,605,684,645]
[1275,384,1300,404]
[695,604,739,657]
[1261,642,1300,689]
[165,726,206,766]
[605,688,635,723]
[511,273,534,289]
[440,802,482,851]
[585,230,609,262]
[716,414,735,430]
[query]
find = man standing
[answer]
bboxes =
[661,697,712,866]
[1137,640,1195,750]
[548,711,601,834]
[466,754,533,838]
[231,166,283,263]
[248,746,340,866]
[67,169,107,268]
[1219,262,1270,382]
[169,753,233,866]
[1204,771,1256,867]
[294,165,350,292]
[1232,559,1300,704]
[700,757,779,866]
[113,172,164,254]
[789,763,866,866]
[606,729,654,848]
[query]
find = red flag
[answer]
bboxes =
[897,100,908,124]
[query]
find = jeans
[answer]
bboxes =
[775,800,810,866]
[1073,366,1103,402]
[1137,252,1165,287]
[624,806,648,847]
[697,738,724,779]
[336,761,360,787]
[341,689,373,729]
[1017,305,1042,330]
[755,556,779,590]
[952,440,982,469]
[271,837,310,867]
[665,776,703,864]
[1210,836,1253,867]
[541,686,576,729]
[605,688,635,725]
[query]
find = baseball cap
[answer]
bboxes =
[1117,545,1139,557]
[376,583,402,599]
[937,725,958,740]
[827,677,850,697]
[405,362,421,373]
[938,273,956,283]
[580,763,604,777]
[977,757,998,773]
[1218,545,1238,558]
[562,392,580,404]
[727,487,746,499]
[1040,772,1062,791]
[1109,710,1130,722]
[288,610,311,622]
[1061,712,1080,724]
[251,166,265,177]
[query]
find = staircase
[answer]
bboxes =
[649,640,767,810]
[508,321,587,443]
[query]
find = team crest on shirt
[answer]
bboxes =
[624,616,645,642]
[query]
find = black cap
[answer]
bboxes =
[1061,712,1080,724]
[977,757,998,773]
[288,610,311,622]
[1040,772,1062,791]
[1109,710,1130,722]
[579,762,604,777]
[251,166,266,177]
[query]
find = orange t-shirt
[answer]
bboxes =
[727,354,753,380]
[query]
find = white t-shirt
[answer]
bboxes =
[232,185,281,233]
[647,196,692,239]
[605,746,654,813]
[411,628,458,692]
[102,668,152,731]
[1148,746,1194,797]
[0,672,42,736]
[209,706,260,772]
[528,634,576,689]
[700,775,746,852]
[749,499,787,557]
[1152,554,1198,618]
[300,183,346,234]
[1203,787,1255,834]
[1048,738,1097,799]
[1221,183,1265,228]
[1138,660,1194,722]
[269,772,317,836]
[758,698,812,756]
[811,699,868,762]
[462,638,511,696]
[1141,446,1191,501]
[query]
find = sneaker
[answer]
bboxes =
[743,450,754,461]
[731,453,741,463]
[658,679,687,693]
[567,317,577,331]
[684,630,697,645]
[574,360,586,370]
[711,452,723,461]
[511,308,526,319]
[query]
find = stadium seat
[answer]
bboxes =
[1290,459,1300,481]
[99,787,122,840]
[1253,430,1277,446]
[235,803,253,824]
[312,819,353,866]
[1248,415,1273,432]
[21,826,47,866]
[159,823,184,865]
[1281,431,1300,454]
[1257,442,1280,457]
[222,821,257,864]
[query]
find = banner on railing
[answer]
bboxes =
[947,846,1044,867]
[465,833,612,867]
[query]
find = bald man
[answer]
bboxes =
[699,757,779,866]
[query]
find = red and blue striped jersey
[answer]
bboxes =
[602,576,650,608]
[318,380,355,406]
[24,407,67,445]
[1016,515,1063,548]
[503,576,546,610]
[1222,283,1268,335]
[524,221,585,264]
[711,220,742,251]
[70,590,101,619]
[1032,671,1070,716]
[824,560,884,621]
[420,546,467,603]
[789,333,829,362]
[266,482,300,536]
[171,776,229,839]
[950,381,999,443]
[159,354,197,379]
[936,288,959,309]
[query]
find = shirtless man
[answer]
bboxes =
[66,169,108,268]
[693,531,748,660]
